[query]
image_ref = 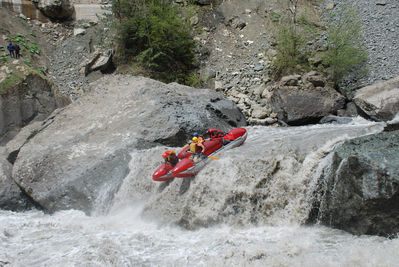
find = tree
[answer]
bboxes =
[272,0,308,78]
[273,24,306,77]
[288,0,299,34]
[323,5,368,88]
[112,0,196,83]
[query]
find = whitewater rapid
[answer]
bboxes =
[1,207,398,266]
[1,118,398,266]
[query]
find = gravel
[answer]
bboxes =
[323,0,399,90]
[49,1,399,108]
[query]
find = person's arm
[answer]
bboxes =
[180,144,189,153]
[199,143,205,153]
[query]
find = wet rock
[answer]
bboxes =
[12,75,246,214]
[353,76,399,121]
[316,131,399,237]
[247,117,276,125]
[319,115,353,124]
[343,102,360,117]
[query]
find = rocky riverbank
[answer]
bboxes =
[326,0,399,89]
[3,0,399,128]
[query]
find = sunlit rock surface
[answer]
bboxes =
[11,75,246,214]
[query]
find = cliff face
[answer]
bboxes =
[0,9,71,144]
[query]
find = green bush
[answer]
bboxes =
[271,12,282,23]
[1,55,7,64]
[273,24,308,78]
[0,71,24,95]
[183,72,200,87]
[323,5,367,88]
[113,0,196,84]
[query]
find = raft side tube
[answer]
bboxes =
[202,139,223,156]
[171,158,195,177]
[224,128,247,141]
[153,162,175,181]
[178,149,192,159]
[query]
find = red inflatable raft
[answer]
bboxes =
[152,128,247,181]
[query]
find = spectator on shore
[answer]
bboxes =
[15,43,21,58]
[7,42,15,58]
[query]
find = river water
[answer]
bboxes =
[1,118,398,266]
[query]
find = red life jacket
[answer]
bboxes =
[206,129,225,139]
[162,150,179,166]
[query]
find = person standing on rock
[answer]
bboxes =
[7,42,15,58]
[14,43,21,59]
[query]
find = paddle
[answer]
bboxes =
[207,155,219,160]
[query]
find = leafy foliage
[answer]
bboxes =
[323,6,367,87]
[271,0,318,78]
[11,33,41,55]
[0,70,24,95]
[271,12,282,23]
[273,24,308,78]
[113,0,196,84]
[1,55,8,63]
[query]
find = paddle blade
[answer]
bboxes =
[208,155,219,160]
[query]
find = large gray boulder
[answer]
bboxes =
[353,76,399,121]
[314,130,399,236]
[32,0,74,21]
[11,75,246,214]
[270,73,346,125]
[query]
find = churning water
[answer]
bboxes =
[1,118,398,266]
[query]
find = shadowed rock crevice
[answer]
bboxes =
[7,149,19,165]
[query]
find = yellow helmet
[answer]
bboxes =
[192,136,198,142]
